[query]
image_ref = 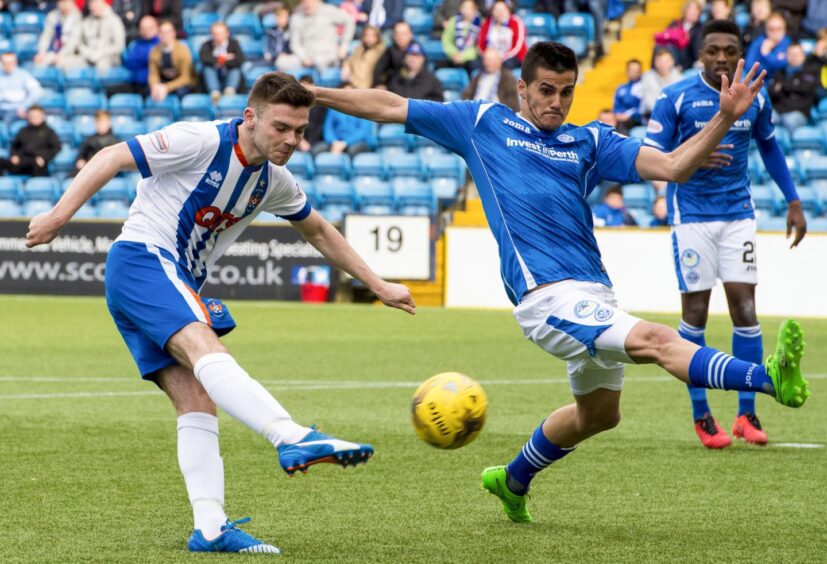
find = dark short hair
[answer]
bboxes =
[652,46,673,59]
[521,41,578,84]
[627,58,642,67]
[702,19,741,42]
[28,104,44,113]
[248,72,315,112]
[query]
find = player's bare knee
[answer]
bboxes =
[627,322,680,363]
[166,322,228,370]
[578,408,621,434]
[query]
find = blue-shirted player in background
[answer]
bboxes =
[646,20,807,449]
[308,41,810,524]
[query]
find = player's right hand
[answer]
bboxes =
[375,282,416,315]
[786,200,807,248]
[25,210,64,248]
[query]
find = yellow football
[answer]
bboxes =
[411,372,488,449]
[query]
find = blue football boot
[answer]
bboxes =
[277,429,374,476]
[188,517,281,555]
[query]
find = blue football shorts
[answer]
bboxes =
[105,241,236,379]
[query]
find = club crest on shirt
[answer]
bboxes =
[245,185,267,214]
[557,133,575,143]
[574,300,598,318]
[205,299,225,317]
[150,130,169,153]
[681,249,700,268]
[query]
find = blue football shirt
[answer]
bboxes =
[644,73,775,224]
[406,100,644,305]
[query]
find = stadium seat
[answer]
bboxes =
[38,91,68,118]
[314,152,352,180]
[63,67,99,90]
[424,153,465,185]
[318,66,342,88]
[734,10,750,30]
[431,177,460,204]
[109,93,144,119]
[0,177,22,202]
[317,179,357,222]
[97,177,131,202]
[215,95,247,119]
[226,12,263,39]
[0,12,11,37]
[299,180,318,207]
[415,136,448,158]
[21,199,52,217]
[12,33,39,62]
[558,35,588,58]
[0,121,7,145]
[524,13,557,37]
[143,96,180,120]
[12,12,44,34]
[422,39,447,63]
[0,38,10,54]
[244,65,272,90]
[0,198,22,217]
[9,119,26,139]
[71,115,97,143]
[180,93,214,120]
[288,67,319,84]
[241,38,264,60]
[791,126,825,153]
[801,155,827,181]
[387,153,423,179]
[286,151,315,179]
[757,215,788,231]
[51,146,77,176]
[796,186,821,215]
[622,183,653,209]
[23,177,59,202]
[352,152,386,179]
[144,115,172,132]
[186,12,219,36]
[405,9,433,35]
[377,123,411,153]
[67,89,105,116]
[188,35,211,64]
[31,66,62,92]
[50,119,75,146]
[97,200,130,219]
[261,12,278,30]
[112,116,147,140]
[774,126,791,152]
[435,68,469,92]
[750,184,777,214]
[557,13,595,43]
[354,179,395,215]
[73,202,98,219]
[393,178,436,215]
[98,66,132,89]
[629,125,647,140]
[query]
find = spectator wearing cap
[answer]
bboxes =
[283,0,356,71]
[613,59,643,134]
[34,0,82,68]
[745,12,790,81]
[441,0,482,75]
[564,0,605,59]
[148,20,195,101]
[200,22,245,103]
[341,25,386,90]
[121,15,160,96]
[314,84,374,157]
[478,1,527,70]
[769,43,820,131]
[0,105,60,177]
[0,52,43,125]
[373,21,414,89]
[461,48,518,110]
[74,110,119,176]
[59,0,127,72]
[387,42,444,101]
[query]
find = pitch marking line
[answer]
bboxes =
[771,443,824,449]
[0,374,825,400]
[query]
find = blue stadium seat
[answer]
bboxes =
[424,153,464,185]
[352,152,386,179]
[318,66,342,88]
[557,13,595,43]
[807,216,827,231]
[622,183,653,209]
[50,119,75,146]
[414,135,448,158]
[97,178,132,202]
[524,12,557,37]
[422,39,447,63]
[757,215,789,231]
[188,35,211,64]
[180,93,214,120]
[801,155,827,181]
[629,125,647,140]
[0,13,11,37]
[0,37,10,54]
[314,152,352,180]
[12,33,38,61]
[71,115,96,143]
[354,178,395,215]
[299,180,318,207]
[796,186,821,215]
[39,91,68,118]
[317,179,357,222]
[31,66,62,91]
[734,11,750,30]
[9,119,26,139]
[791,126,825,153]
[435,68,469,92]
[286,151,315,179]
[97,200,130,219]
[387,153,423,179]
[750,184,777,214]
[288,67,319,84]
[63,67,100,90]
[377,123,411,153]
[558,35,588,58]
[393,178,436,215]
[261,13,278,30]
[73,202,97,219]
[811,179,827,208]
[98,66,132,89]
[431,177,460,204]
[774,126,791,152]
[241,38,264,60]
[0,198,22,217]
[111,116,147,140]
[23,177,59,202]
[186,12,220,36]
[215,95,247,119]
[67,89,105,116]
[109,93,144,119]
[0,177,22,202]
[13,12,44,34]
[144,115,172,132]
[227,12,263,38]
[0,121,7,145]
[51,146,77,176]
[405,8,433,35]
[143,96,180,120]
[245,65,272,89]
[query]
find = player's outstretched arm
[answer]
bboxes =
[635,60,767,183]
[25,143,137,248]
[309,85,408,124]
[291,209,416,314]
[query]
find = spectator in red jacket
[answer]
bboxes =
[478,1,526,70]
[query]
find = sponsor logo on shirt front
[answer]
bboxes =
[691,100,715,108]
[206,170,223,189]
[506,138,579,163]
[694,119,751,130]
[502,117,531,134]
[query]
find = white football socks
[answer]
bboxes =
[177,412,227,540]
[193,353,311,448]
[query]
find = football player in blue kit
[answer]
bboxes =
[646,20,807,449]
[307,41,811,523]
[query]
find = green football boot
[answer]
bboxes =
[481,466,532,523]
[765,319,810,408]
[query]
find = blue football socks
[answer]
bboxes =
[733,325,763,415]
[688,346,774,395]
[506,424,575,495]
[680,321,711,420]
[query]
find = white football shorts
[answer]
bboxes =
[671,218,758,293]
[513,280,642,396]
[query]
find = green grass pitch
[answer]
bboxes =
[1,296,825,563]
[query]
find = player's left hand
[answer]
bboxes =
[375,281,416,315]
[718,60,767,120]
[700,144,734,169]
[25,209,64,248]
[786,200,807,248]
